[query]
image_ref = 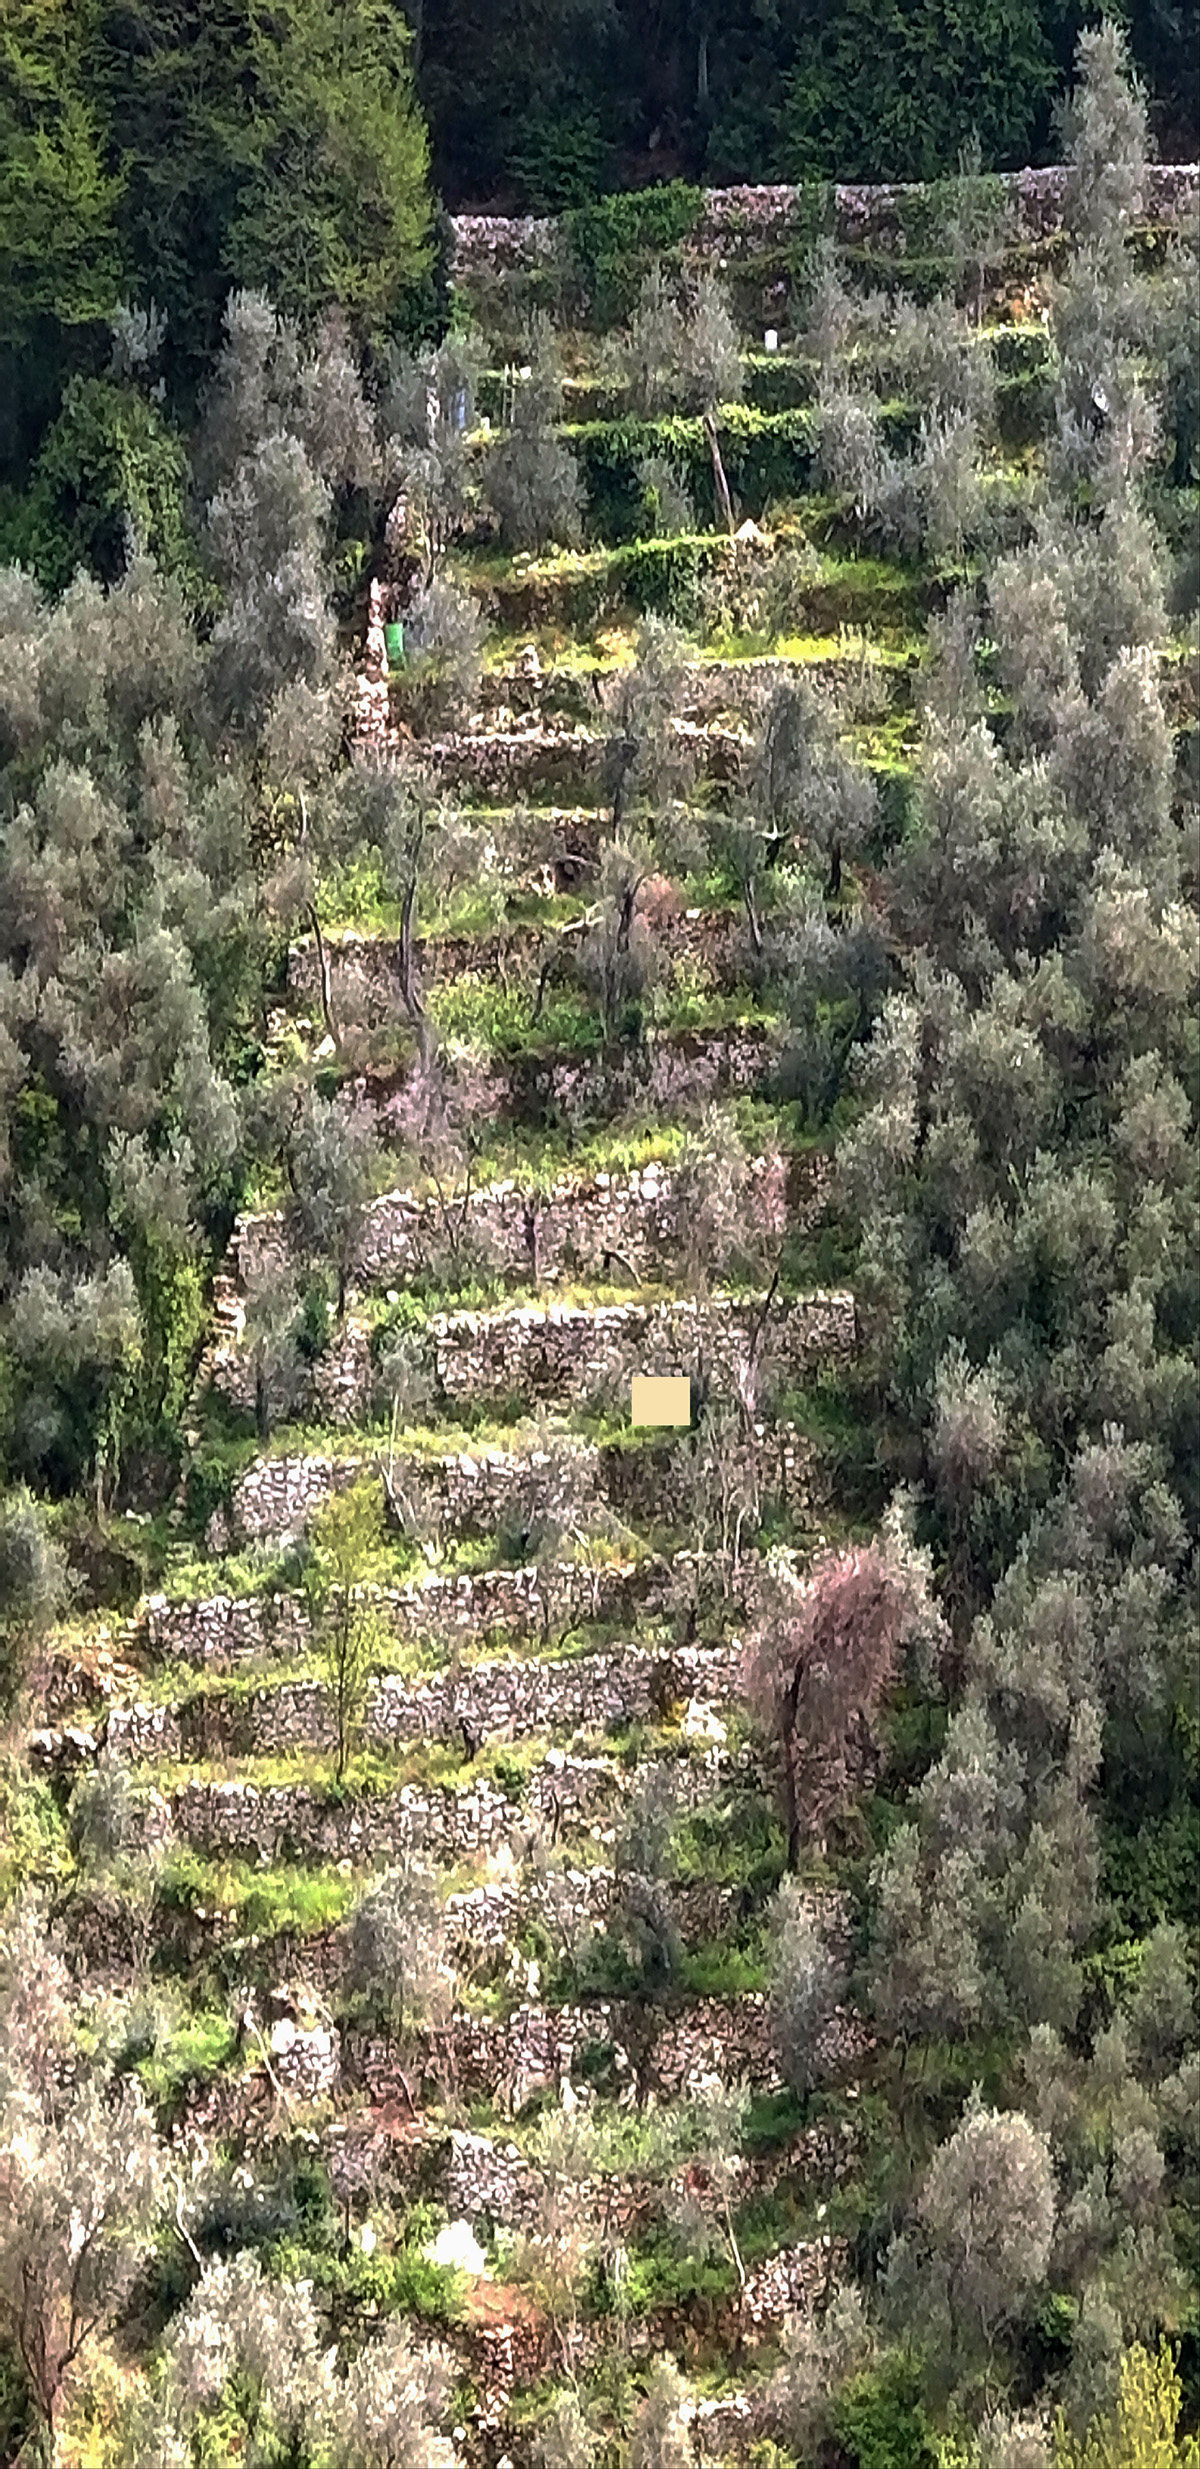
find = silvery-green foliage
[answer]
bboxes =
[0,1485,67,1714]
[0,1893,73,2105]
[109,299,168,384]
[670,1104,755,1293]
[484,326,583,552]
[919,2093,1056,2347]
[619,266,741,418]
[752,675,876,866]
[401,575,486,732]
[915,1700,1024,1867]
[766,1878,845,2099]
[815,386,884,519]
[616,1764,682,1990]
[630,2358,694,2469]
[206,433,337,724]
[164,2250,334,2443]
[326,2319,455,2469]
[931,1341,1007,1507]
[893,293,996,427]
[1057,2282,1124,2434]
[636,452,696,539]
[293,312,379,498]
[619,263,689,415]
[197,290,297,491]
[682,270,742,414]
[919,594,984,730]
[286,1088,381,1315]
[241,1262,304,1440]
[199,289,375,499]
[866,1822,989,2044]
[535,2388,598,2469]
[768,2283,874,2450]
[1053,646,1174,871]
[1061,20,1148,251]
[67,1764,140,1876]
[1125,1922,1195,2081]
[6,1260,143,1504]
[796,237,857,376]
[347,1861,451,2034]
[1112,1053,1192,1184]
[980,2413,1050,2469]
[0,2071,167,2441]
[602,615,693,828]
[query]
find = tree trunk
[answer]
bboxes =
[306,902,340,1053]
[705,408,736,535]
[399,877,434,1070]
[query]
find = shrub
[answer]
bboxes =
[565,184,703,325]
[832,2359,939,2469]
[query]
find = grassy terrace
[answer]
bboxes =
[5,105,1196,2469]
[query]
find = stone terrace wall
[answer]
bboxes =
[143,1543,791,1671]
[437,2113,858,2234]
[120,1745,756,1866]
[431,1289,856,1408]
[145,1557,649,1669]
[288,907,770,1027]
[103,1637,742,1765]
[233,1150,816,1294]
[218,1415,823,1545]
[121,1754,626,1865]
[450,163,1199,277]
[370,1021,781,1131]
[351,1989,784,2103]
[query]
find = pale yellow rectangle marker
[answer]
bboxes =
[631,1374,691,1426]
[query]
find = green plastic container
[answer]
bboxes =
[384,620,404,669]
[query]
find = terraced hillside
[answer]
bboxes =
[2,49,1198,2469]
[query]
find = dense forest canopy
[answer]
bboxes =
[0,8,1197,2469]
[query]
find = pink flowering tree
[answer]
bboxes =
[744,1514,944,1867]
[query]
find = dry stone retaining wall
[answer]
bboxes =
[143,1543,795,1672]
[372,1020,780,1129]
[145,1558,652,1670]
[120,1754,626,1866]
[103,1638,742,1765]
[288,909,770,1029]
[233,1151,812,1293]
[450,163,1199,279]
[431,1288,856,1409]
[117,1745,755,1866]
[217,1414,824,1544]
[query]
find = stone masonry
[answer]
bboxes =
[215,1416,823,1544]
[142,1543,795,1671]
[102,1637,743,1765]
[430,1288,856,1409]
[232,1151,813,1293]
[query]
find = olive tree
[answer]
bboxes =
[286,1088,381,1321]
[919,2094,1056,2360]
[630,2358,694,2469]
[0,2039,168,2453]
[484,326,583,553]
[0,1485,67,1717]
[767,1879,847,2109]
